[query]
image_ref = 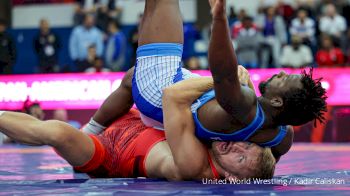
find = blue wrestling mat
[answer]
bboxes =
[0,143,349,195]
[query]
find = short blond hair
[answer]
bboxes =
[250,148,276,179]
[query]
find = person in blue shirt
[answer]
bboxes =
[69,14,104,72]
[105,20,127,71]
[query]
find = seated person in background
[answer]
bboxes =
[0,77,276,180]
[235,16,263,69]
[289,9,316,48]
[316,35,345,67]
[23,100,45,120]
[85,57,111,73]
[78,44,98,72]
[280,35,313,68]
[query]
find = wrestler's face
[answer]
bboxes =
[259,71,303,98]
[212,142,266,179]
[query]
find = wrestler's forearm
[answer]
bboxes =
[209,14,243,114]
[163,77,213,104]
[209,18,238,77]
[162,92,208,179]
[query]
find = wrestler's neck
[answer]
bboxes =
[257,97,280,129]
[207,150,226,179]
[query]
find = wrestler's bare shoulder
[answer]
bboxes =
[145,141,213,180]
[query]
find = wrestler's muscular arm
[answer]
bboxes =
[83,67,134,134]
[162,78,215,180]
[208,0,256,123]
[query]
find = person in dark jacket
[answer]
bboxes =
[34,19,61,73]
[0,19,16,74]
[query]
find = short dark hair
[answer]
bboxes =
[276,68,327,126]
[108,20,120,29]
[242,16,253,22]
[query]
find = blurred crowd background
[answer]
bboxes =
[1,0,350,74]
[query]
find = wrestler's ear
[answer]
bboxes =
[270,97,283,108]
[213,142,228,154]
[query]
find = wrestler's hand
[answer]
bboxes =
[238,65,250,86]
[238,65,256,93]
[209,0,226,19]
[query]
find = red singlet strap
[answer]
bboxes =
[207,150,220,179]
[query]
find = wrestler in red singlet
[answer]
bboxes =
[74,109,219,179]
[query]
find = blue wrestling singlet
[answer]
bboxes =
[132,43,287,147]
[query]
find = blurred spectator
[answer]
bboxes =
[0,19,16,74]
[290,9,316,48]
[105,20,127,71]
[183,23,201,60]
[108,0,124,23]
[85,57,111,73]
[228,6,237,26]
[69,14,103,71]
[23,100,45,120]
[341,0,350,26]
[319,4,347,40]
[341,29,350,62]
[34,19,61,73]
[316,35,345,67]
[280,35,313,68]
[235,16,263,69]
[53,109,81,129]
[73,2,85,25]
[256,6,287,68]
[129,14,143,66]
[184,57,201,70]
[276,0,295,26]
[231,9,250,39]
[78,44,97,72]
[96,4,111,32]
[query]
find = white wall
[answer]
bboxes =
[13,3,75,28]
[12,0,197,29]
[119,0,197,25]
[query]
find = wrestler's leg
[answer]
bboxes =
[0,112,94,166]
[138,0,183,46]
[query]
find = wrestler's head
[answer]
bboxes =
[258,69,327,126]
[211,141,275,179]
